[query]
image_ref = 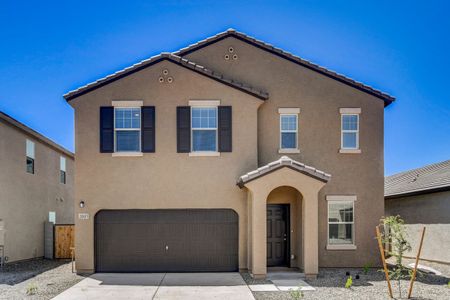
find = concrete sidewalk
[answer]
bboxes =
[53,273,254,300]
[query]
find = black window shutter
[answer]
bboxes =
[218,106,232,152]
[141,106,155,153]
[100,106,114,153]
[177,106,191,153]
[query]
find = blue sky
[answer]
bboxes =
[0,1,449,175]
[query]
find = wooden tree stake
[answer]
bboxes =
[408,227,426,299]
[376,225,393,298]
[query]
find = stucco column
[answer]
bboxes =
[303,190,319,278]
[250,190,267,278]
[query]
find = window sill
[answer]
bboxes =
[279,148,300,154]
[339,149,361,154]
[188,152,220,157]
[112,152,143,157]
[326,244,357,251]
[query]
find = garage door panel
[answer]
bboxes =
[95,209,238,272]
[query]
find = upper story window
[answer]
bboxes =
[191,107,217,152]
[327,195,356,250]
[114,107,141,152]
[26,139,35,174]
[340,108,361,153]
[60,156,66,184]
[278,108,300,153]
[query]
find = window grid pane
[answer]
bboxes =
[328,201,354,245]
[115,108,141,129]
[280,114,298,149]
[191,107,217,152]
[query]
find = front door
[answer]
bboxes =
[267,204,289,267]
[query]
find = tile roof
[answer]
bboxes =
[385,160,450,198]
[237,156,331,188]
[175,29,395,106]
[64,53,268,101]
[0,111,74,158]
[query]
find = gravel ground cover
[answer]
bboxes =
[0,259,84,300]
[244,267,450,300]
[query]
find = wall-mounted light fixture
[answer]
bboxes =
[79,201,85,208]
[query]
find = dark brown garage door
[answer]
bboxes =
[95,209,238,272]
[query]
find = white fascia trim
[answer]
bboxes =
[339,149,361,154]
[189,100,221,106]
[278,148,300,154]
[326,244,357,250]
[326,195,357,201]
[339,108,361,114]
[112,152,144,157]
[112,100,144,107]
[278,108,300,114]
[188,151,220,157]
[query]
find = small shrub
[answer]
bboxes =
[363,262,371,274]
[289,288,304,299]
[26,283,38,295]
[345,276,353,288]
[447,281,450,288]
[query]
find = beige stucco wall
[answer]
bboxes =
[385,191,450,263]
[185,37,385,267]
[70,60,262,273]
[0,120,74,262]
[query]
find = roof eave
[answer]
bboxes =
[385,185,450,199]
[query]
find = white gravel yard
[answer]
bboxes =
[244,267,450,300]
[0,259,84,300]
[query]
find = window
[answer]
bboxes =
[341,114,359,149]
[60,156,66,184]
[328,199,354,246]
[280,114,298,149]
[191,107,217,152]
[114,107,141,152]
[26,139,35,174]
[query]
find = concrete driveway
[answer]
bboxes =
[53,273,254,300]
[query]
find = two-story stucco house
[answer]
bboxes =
[64,29,394,278]
[0,111,74,264]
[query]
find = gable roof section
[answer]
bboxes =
[385,160,450,199]
[237,156,331,188]
[0,111,74,158]
[175,29,395,106]
[64,53,268,101]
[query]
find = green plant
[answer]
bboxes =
[363,262,371,275]
[447,281,450,288]
[289,288,304,299]
[345,276,353,288]
[26,283,38,295]
[379,216,412,298]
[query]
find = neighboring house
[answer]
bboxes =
[65,29,394,278]
[385,160,450,264]
[0,111,74,263]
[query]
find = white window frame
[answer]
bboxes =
[326,195,357,250]
[113,107,142,155]
[190,106,218,154]
[339,108,361,153]
[278,108,300,153]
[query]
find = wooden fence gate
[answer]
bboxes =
[55,225,74,259]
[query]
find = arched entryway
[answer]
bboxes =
[238,156,331,279]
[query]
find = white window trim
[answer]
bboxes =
[279,112,299,152]
[26,139,35,159]
[190,105,219,156]
[113,107,142,155]
[326,196,356,250]
[340,112,360,151]
[112,100,143,107]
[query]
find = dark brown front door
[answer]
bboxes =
[95,209,238,272]
[267,204,289,267]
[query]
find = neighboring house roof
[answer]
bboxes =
[385,160,450,199]
[0,111,74,159]
[175,29,395,106]
[64,53,268,101]
[237,156,331,188]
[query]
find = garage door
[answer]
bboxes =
[95,209,238,272]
